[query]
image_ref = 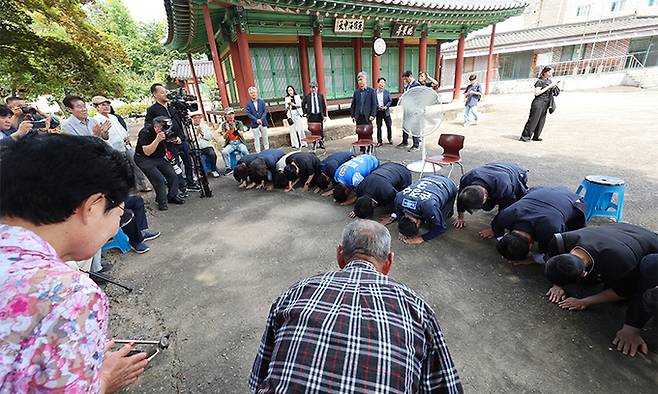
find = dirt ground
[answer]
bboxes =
[106,86,658,393]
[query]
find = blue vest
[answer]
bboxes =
[334,155,379,189]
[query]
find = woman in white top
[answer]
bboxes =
[284,85,307,148]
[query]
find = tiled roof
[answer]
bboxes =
[170,59,215,79]
[443,15,658,56]
[357,0,529,11]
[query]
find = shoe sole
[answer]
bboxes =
[143,233,161,241]
[131,247,150,254]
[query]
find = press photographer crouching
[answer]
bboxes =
[134,116,185,210]
[0,134,148,392]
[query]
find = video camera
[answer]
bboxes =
[20,106,38,115]
[166,89,198,115]
[158,118,177,138]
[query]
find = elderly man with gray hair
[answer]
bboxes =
[250,220,463,393]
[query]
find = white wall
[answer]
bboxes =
[491,71,629,93]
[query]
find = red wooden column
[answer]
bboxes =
[229,40,247,104]
[434,40,442,86]
[313,28,327,96]
[398,39,405,91]
[202,4,229,109]
[187,54,207,119]
[452,32,465,101]
[485,24,497,95]
[299,36,310,94]
[372,38,381,87]
[236,26,256,104]
[419,31,427,73]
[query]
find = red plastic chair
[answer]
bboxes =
[422,133,465,178]
[351,124,375,155]
[303,122,324,153]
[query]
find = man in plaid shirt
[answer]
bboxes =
[249,220,463,393]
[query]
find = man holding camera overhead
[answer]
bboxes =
[134,116,184,211]
[145,83,200,192]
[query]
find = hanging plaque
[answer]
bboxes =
[391,23,417,37]
[334,18,365,33]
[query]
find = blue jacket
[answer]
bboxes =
[350,87,378,120]
[375,89,393,117]
[245,99,268,128]
[491,186,587,253]
[334,155,379,189]
[458,163,529,213]
[394,175,458,241]
[355,163,412,206]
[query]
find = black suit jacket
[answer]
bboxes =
[302,93,327,117]
[350,87,378,120]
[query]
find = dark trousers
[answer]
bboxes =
[376,110,393,143]
[307,114,325,139]
[123,195,148,245]
[170,140,195,185]
[401,130,420,147]
[134,154,179,205]
[201,147,219,172]
[521,99,549,140]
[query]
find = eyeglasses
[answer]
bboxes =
[106,197,133,227]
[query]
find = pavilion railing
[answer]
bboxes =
[547,54,645,77]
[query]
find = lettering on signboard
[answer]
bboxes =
[334,18,365,33]
[391,23,417,37]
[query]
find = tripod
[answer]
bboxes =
[181,115,212,198]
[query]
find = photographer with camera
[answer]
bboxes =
[5,96,60,133]
[0,105,36,143]
[61,95,111,139]
[134,116,184,211]
[220,107,249,175]
[145,84,200,192]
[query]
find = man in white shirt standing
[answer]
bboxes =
[91,96,151,192]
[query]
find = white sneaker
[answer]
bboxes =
[210,171,220,178]
[462,123,468,127]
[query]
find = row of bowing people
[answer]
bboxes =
[233,149,658,357]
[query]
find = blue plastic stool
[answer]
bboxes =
[102,228,131,254]
[575,175,625,223]
[229,151,241,169]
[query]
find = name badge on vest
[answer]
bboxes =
[402,198,417,210]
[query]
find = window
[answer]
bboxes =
[610,0,626,12]
[576,4,591,17]
[559,45,586,62]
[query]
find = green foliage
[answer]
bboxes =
[114,102,148,118]
[0,0,129,98]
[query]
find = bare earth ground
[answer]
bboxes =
[109,86,658,393]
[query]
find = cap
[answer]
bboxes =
[189,110,203,117]
[225,107,235,114]
[91,96,111,105]
[309,81,318,88]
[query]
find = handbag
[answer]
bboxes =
[286,117,294,126]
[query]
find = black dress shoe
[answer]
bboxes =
[375,142,383,147]
[519,137,530,142]
[387,140,393,145]
[396,142,409,148]
[158,203,168,211]
[168,196,185,205]
[532,138,543,141]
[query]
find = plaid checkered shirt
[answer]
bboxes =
[249,260,463,393]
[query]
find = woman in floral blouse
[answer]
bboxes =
[0,134,148,392]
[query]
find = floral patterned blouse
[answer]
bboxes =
[0,225,109,392]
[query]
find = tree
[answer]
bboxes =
[0,0,129,99]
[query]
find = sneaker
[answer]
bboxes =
[187,184,202,192]
[225,169,234,176]
[396,142,409,148]
[532,137,543,141]
[210,171,221,178]
[158,203,168,211]
[131,242,150,254]
[168,196,185,205]
[375,142,383,147]
[408,146,420,152]
[142,231,161,241]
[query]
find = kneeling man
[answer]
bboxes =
[351,162,412,219]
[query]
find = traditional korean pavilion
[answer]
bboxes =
[164,0,528,109]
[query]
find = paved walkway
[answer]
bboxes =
[109,86,657,393]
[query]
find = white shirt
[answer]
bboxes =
[253,100,258,112]
[377,90,384,107]
[93,113,127,152]
[311,93,319,114]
